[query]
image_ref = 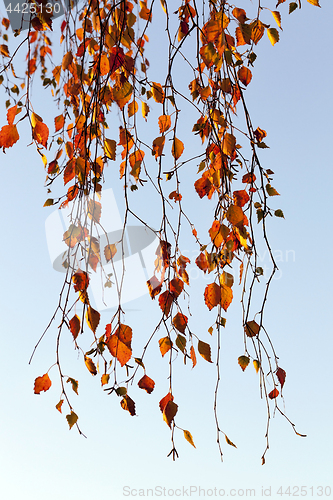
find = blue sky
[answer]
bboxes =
[0,1,332,499]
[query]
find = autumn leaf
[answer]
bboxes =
[86,306,100,333]
[55,400,64,413]
[104,138,116,160]
[151,82,165,103]
[198,340,213,363]
[220,283,233,311]
[101,374,110,386]
[158,290,173,316]
[138,374,155,394]
[33,121,49,148]
[147,276,162,298]
[120,395,136,416]
[238,355,250,371]
[128,100,138,117]
[62,51,73,70]
[268,388,279,399]
[272,11,282,29]
[107,324,132,367]
[253,359,260,373]
[104,243,117,262]
[225,435,237,448]
[307,0,321,6]
[7,105,19,126]
[66,377,79,395]
[184,430,196,448]
[172,312,188,334]
[87,198,102,223]
[169,277,184,298]
[190,345,197,368]
[0,124,19,149]
[238,66,252,86]
[69,314,80,340]
[276,367,286,389]
[163,400,178,427]
[204,282,221,310]
[84,355,97,375]
[159,336,173,357]
[234,190,250,208]
[72,270,89,292]
[267,28,279,46]
[222,133,236,157]
[54,114,64,132]
[245,320,260,338]
[152,136,165,158]
[226,204,244,226]
[66,411,78,429]
[159,392,174,413]
[266,184,280,196]
[171,137,184,160]
[34,373,52,394]
[158,114,171,133]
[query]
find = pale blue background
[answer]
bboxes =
[0,1,332,498]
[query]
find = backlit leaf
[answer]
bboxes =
[158,290,173,316]
[272,11,282,29]
[204,282,220,310]
[238,66,252,86]
[267,28,279,46]
[101,374,110,386]
[198,340,213,363]
[238,355,250,371]
[152,136,165,158]
[128,100,138,117]
[151,82,165,103]
[54,114,64,132]
[158,114,171,133]
[84,355,97,375]
[107,324,132,367]
[138,374,155,394]
[34,373,52,394]
[159,392,174,413]
[176,334,186,353]
[172,312,188,333]
[184,430,196,448]
[104,138,116,160]
[253,360,260,373]
[66,411,78,429]
[307,0,320,6]
[87,198,102,223]
[0,124,19,149]
[225,435,237,448]
[55,400,64,413]
[171,137,184,160]
[245,320,260,338]
[190,345,197,368]
[66,377,78,395]
[222,133,236,157]
[220,283,233,311]
[120,395,136,416]
[33,121,49,148]
[163,400,178,428]
[226,204,244,226]
[69,314,80,340]
[268,388,279,399]
[104,243,117,262]
[72,270,89,292]
[147,276,162,299]
[169,277,184,298]
[159,336,173,357]
[86,306,100,333]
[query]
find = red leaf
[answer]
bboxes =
[276,367,286,389]
[34,373,52,394]
[69,314,80,340]
[159,392,174,413]
[268,388,279,399]
[158,291,173,316]
[172,312,188,334]
[72,271,89,292]
[169,277,184,299]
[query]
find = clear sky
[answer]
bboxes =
[0,1,332,499]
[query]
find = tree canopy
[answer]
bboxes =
[0,0,320,463]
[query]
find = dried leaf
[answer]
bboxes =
[34,373,52,394]
[169,278,184,298]
[276,367,286,389]
[171,137,184,160]
[163,400,178,428]
[238,355,250,371]
[147,276,162,299]
[245,320,260,338]
[266,184,280,196]
[158,291,173,316]
[66,411,78,429]
[172,312,188,334]
[120,395,136,416]
[151,82,165,103]
[69,314,80,340]
[86,306,100,333]
[198,340,213,363]
[55,400,64,413]
[268,388,279,399]
[66,377,79,395]
[159,392,174,413]
[225,435,237,448]
[159,336,173,357]
[104,243,117,262]
[138,374,155,394]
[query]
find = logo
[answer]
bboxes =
[45,188,159,310]
[2,0,79,31]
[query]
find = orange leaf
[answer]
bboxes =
[242,172,256,184]
[268,388,279,399]
[0,124,19,149]
[234,190,250,207]
[7,105,18,126]
[33,121,49,148]
[34,373,52,394]
[55,399,64,413]
[190,345,197,368]
[204,282,221,310]
[54,114,64,132]
[120,394,136,415]
[152,136,165,158]
[163,400,178,428]
[138,374,155,394]
[87,198,102,223]
[159,392,174,413]
[72,270,89,292]
[172,312,188,334]
[106,324,132,367]
[84,355,97,375]
[62,51,73,70]
[198,340,213,363]
[151,82,165,103]
[222,133,236,157]
[220,283,233,311]
[159,336,173,357]
[226,204,244,226]
[195,252,209,273]
[238,66,252,86]
[158,114,171,133]
[158,291,173,316]
[99,53,110,76]
[171,137,184,160]
[128,100,138,117]
[69,314,80,340]
[85,305,100,333]
[169,277,184,298]
[63,159,76,185]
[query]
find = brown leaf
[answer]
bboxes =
[226,205,244,226]
[120,395,136,416]
[268,388,279,399]
[84,355,97,375]
[104,243,117,262]
[138,374,155,394]
[159,392,174,413]
[276,367,286,389]
[245,320,260,338]
[225,434,237,448]
[238,66,252,86]
[72,270,89,292]
[34,373,52,394]
[198,340,213,363]
[234,190,250,208]
[172,312,188,334]
[169,277,184,298]
[85,306,100,333]
[238,355,250,371]
[163,400,178,428]
[158,290,173,316]
[152,136,165,158]
[147,276,162,299]
[55,399,64,413]
[151,82,165,103]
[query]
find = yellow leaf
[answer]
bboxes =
[84,355,97,375]
[171,137,184,160]
[222,133,236,157]
[104,138,116,160]
[151,82,165,103]
[307,0,321,5]
[225,434,237,448]
[86,305,100,333]
[253,360,260,373]
[128,100,138,117]
[271,11,282,29]
[184,430,196,448]
[160,0,167,14]
[142,101,150,120]
[267,28,279,46]
[101,374,110,386]
[104,243,117,262]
